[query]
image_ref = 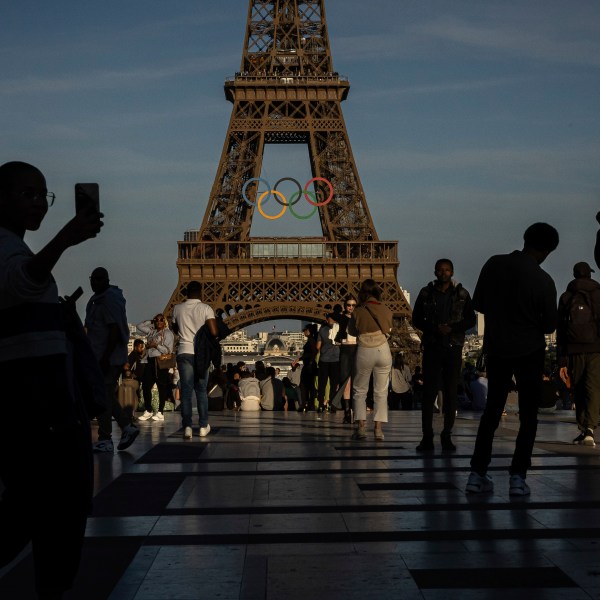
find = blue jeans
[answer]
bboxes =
[177,354,209,428]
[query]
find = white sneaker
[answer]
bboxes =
[199,424,211,437]
[152,411,165,421]
[583,429,596,447]
[465,472,494,494]
[138,411,153,421]
[92,440,114,453]
[509,474,531,496]
[183,426,193,440]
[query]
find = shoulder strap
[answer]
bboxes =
[364,304,385,335]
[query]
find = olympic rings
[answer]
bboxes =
[257,190,286,220]
[241,176,333,220]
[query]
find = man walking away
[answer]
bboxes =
[412,259,476,451]
[466,223,559,496]
[85,267,139,452]
[557,261,600,447]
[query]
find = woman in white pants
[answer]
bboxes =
[349,279,393,441]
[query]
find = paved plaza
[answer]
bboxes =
[1,407,599,599]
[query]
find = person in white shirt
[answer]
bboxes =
[171,281,217,439]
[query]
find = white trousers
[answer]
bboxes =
[352,342,392,422]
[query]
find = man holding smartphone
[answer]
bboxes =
[0,161,103,598]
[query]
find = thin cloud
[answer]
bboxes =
[417,15,600,66]
[0,54,237,95]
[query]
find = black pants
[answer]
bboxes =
[317,360,340,405]
[0,355,92,596]
[142,357,172,413]
[300,362,317,409]
[470,348,544,477]
[421,344,462,436]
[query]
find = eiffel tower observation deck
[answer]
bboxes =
[164,0,417,356]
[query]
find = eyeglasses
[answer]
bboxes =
[16,190,56,206]
[345,303,356,307]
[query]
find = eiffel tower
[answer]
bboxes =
[164,0,417,354]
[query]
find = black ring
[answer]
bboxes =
[273,177,303,206]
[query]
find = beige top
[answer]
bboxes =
[350,298,393,348]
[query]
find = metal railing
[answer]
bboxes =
[178,235,397,262]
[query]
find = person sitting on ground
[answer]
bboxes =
[260,366,285,411]
[238,369,261,411]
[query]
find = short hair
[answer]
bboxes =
[435,258,454,271]
[0,161,42,193]
[134,339,144,346]
[523,223,559,253]
[185,281,201,296]
[91,267,109,280]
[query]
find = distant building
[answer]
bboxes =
[401,287,410,306]
[476,312,485,337]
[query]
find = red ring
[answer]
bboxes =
[304,177,334,206]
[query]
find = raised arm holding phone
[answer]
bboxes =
[0,161,103,598]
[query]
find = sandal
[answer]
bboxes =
[351,427,366,440]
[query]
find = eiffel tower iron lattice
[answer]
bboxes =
[164,0,417,355]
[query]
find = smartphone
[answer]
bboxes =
[69,286,84,302]
[75,183,100,213]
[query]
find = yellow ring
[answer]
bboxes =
[257,190,287,220]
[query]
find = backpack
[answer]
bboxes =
[564,289,598,344]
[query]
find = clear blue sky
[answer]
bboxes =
[2,1,599,329]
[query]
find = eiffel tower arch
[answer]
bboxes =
[164,0,417,355]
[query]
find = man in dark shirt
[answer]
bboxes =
[466,223,559,496]
[557,261,600,447]
[126,338,146,405]
[412,259,476,452]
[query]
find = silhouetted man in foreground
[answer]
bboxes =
[466,223,559,497]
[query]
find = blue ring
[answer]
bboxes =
[242,177,271,207]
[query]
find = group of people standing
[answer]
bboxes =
[2,157,599,599]
[291,280,395,442]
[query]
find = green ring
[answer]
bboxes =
[288,191,318,220]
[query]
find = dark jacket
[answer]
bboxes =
[412,281,475,348]
[557,277,600,356]
[473,250,557,358]
[193,319,230,382]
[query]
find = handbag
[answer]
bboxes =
[156,352,176,370]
